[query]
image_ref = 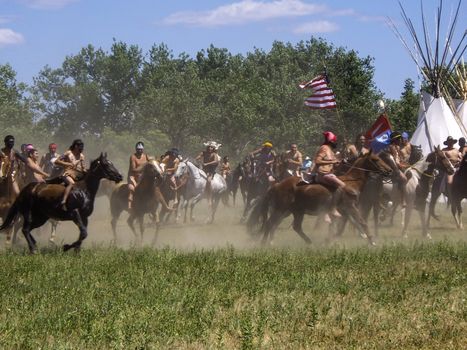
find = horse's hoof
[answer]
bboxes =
[425,233,432,240]
[359,233,368,239]
[369,241,377,247]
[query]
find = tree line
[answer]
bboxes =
[0,37,419,168]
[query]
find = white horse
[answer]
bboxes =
[382,146,454,238]
[176,160,227,224]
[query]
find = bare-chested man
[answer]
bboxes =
[312,131,345,223]
[161,148,180,203]
[442,136,460,200]
[126,141,150,210]
[54,139,86,210]
[196,141,221,205]
[24,145,50,184]
[399,132,412,164]
[284,143,303,177]
[387,132,409,207]
[347,133,370,160]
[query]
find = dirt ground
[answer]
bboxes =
[2,195,467,252]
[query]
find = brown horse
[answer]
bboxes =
[0,153,123,253]
[110,162,172,245]
[450,153,467,229]
[246,151,392,245]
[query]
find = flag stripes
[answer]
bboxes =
[299,74,337,109]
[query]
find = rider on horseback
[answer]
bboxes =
[126,141,150,210]
[284,143,303,177]
[441,136,460,201]
[221,156,231,179]
[387,131,409,208]
[0,135,45,197]
[24,145,50,183]
[250,142,276,184]
[40,143,60,176]
[400,132,412,164]
[311,131,345,223]
[161,148,180,203]
[347,133,370,161]
[55,139,86,211]
[196,141,221,206]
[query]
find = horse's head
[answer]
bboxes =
[90,153,123,183]
[372,151,395,176]
[409,144,424,165]
[175,160,187,177]
[429,145,455,175]
[359,151,392,177]
[142,162,161,181]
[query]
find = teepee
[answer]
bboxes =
[388,0,467,155]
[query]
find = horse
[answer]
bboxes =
[230,159,249,206]
[240,157,273,222]
[246,151,392,246]
[0,153,123,253]
[382,146,454,238]
[110,162,172,245]
[175,160,227,224]
[450,153,467,229]
[357,146,424,237]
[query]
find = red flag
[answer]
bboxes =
[365,114,392,141]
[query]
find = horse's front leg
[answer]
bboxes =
[292,210,311,244]
[190,193,203,222]
[347,202,374,245]
[21,213,38,254]
[401,203,412,238]
[64,210,88,252]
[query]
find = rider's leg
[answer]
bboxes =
[61,176,75,210]
[446,174,454,204]
[320,173,346,222]
[127,176,137,210]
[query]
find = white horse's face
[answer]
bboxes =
[175,161,187,177]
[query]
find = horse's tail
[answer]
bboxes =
[0,197,20,231]
[246,188,273,237]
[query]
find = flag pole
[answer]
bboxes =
[323,67,345,134]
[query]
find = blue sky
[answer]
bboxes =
[0,0,465,99]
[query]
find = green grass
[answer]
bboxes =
[0,242,465,349]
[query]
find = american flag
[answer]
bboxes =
[299,74,337,109]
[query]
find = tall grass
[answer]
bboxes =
[0,242,465,349]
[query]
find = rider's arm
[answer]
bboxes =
[26,158,49,177]
[54,153,73,168]
[249,148,262,157]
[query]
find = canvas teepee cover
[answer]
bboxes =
[411,92,465,154]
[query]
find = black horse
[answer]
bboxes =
[0,153,123,253]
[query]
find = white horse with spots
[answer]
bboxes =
[176,160,227,224]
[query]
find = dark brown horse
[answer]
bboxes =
[0,153,123,253]
[450,153,467,229]
[110,162,173,245]
[246,151,392,245]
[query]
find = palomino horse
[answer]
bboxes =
[175,160,227,224]
[0,153,123,253]
[110,162,172,245]
[247,151,392,245]
[450,153,467,229]
[356,146,424,237]
[382,146,454,238]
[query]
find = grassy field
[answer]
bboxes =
[0,200,466,348]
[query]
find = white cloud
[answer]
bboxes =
[0,28,24,47]
[293,20,338,34]
[19,0,77,10]
[162,0,327,27]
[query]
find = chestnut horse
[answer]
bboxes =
[0,153,123,253]
[246,151,392,245]
[110,162,173,245]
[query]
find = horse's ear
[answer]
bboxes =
[99,152,104,158]
[434,145,439,151]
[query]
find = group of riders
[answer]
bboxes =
[0,128,465,227]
